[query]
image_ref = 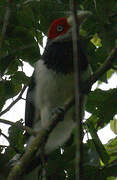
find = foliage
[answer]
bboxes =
[0,0,117,179]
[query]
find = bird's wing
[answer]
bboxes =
[25,74,36,128]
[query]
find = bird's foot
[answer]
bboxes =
[51,106,65,121]
[8,153,22,167]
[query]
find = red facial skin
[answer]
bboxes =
[48,17,70,40]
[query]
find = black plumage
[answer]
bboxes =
[42,40,88,74]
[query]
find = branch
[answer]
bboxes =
[84,45,117,92]
[70,1,84,180]
[0,118,37,137]
[0,85,27,117]
[0,130,9,142]
[7,96,74,180]
[85,121,109,164]
[0,119,16,126]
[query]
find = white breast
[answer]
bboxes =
[35,60,74,126]
[34,60,76,153]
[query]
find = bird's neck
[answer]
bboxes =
[42,39,88,74]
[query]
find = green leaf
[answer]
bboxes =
[84,165,101,180]
[84,140,100,166]
[86,89,117,129]
[0,55,16,75]
[91,34,102,47]
[107,177,116,180]
[110,119,117,135]
[17,6,34,29]
[8,120,25,152]
[11,71,30,85]
[107,69,116,80]
[105,137,117,163]
[0,79,23,111]
[6,59,23,75]
[86,120,109,164]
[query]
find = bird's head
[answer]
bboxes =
[48,10,91,40]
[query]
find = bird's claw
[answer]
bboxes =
[51,106,65,121]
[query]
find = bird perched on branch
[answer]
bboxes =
[25,11,91,154]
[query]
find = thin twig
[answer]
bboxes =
[0,119,14,126]
[0,85,27,117]
[0,0,11,55]
[21,98,26,101]
[70,1,83,180]
[0,131,9,142]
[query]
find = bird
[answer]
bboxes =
[25,11,92,154]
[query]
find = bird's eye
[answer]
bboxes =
[57,25,64,32]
